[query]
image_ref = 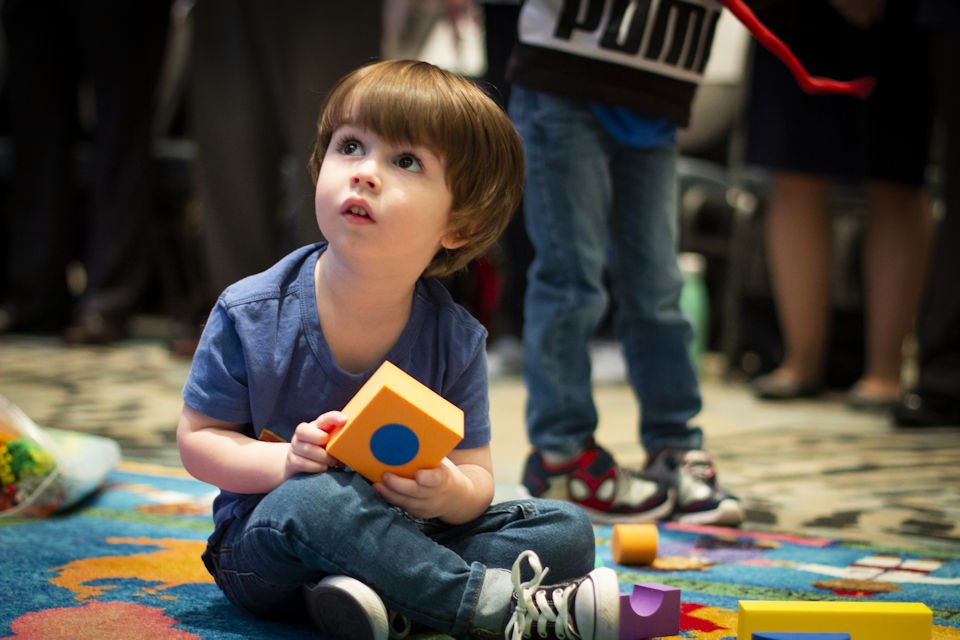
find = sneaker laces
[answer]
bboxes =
[678,450,716,485]
[506,551,579,640]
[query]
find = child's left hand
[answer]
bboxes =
[373,458,465,520]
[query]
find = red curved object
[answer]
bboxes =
[721,0,876,99]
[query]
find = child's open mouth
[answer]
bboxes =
[343,203,374,222]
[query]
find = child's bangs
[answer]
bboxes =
[333,65,459,154]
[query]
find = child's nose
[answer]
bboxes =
[351,166,380,191]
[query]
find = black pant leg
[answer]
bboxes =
[1,0,76,326]
[916,28,960,399]
[73,0,172,318]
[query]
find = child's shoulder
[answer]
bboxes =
[416,277,488,339]
[220,245,321,309]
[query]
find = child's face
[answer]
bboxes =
[315,125,463,275]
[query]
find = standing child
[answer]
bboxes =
[177,60,620,640]
[506,0,743,525]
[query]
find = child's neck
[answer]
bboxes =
[314,252,415,374]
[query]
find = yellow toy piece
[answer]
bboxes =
[737,601,933,640]
[326,361,464,483]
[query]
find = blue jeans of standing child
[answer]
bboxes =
[509,87,704,458]
[202,470,595,637]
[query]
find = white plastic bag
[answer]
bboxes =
[0,394,120,517]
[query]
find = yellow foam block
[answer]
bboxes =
[737,601,932,640]
[326,361,464,482]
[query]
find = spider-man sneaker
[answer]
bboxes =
[521,441,674,524]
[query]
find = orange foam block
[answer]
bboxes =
[326,361,464,483]
[611,524,658,565]
[737,601,932,640]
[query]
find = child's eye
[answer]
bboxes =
[396,154,423,173]
[338,138,364,156]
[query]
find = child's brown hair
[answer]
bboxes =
[309,59,524,277]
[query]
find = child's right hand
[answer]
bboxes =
[284,411,346,479]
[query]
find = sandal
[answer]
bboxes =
[751,371,822,400]
[846,381,899,412]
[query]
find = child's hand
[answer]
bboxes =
[284,411,345,479]
[374,458,464,520]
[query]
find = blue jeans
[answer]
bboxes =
[509,87,704,458]
[202,471,595,637]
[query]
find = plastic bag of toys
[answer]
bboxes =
[0,394,120,518]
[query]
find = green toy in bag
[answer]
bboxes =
[0,394,120,517]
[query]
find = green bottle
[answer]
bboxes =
[679,252,708,372]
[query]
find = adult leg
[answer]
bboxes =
[190,0,285,298]
[72,0,172,329]
[0,0,75,330]
[917,30,960,400]
[753,172,833,396]
[743,16,863,398]
[853,10,934,405]
[896,27,960,424]
[858,181,932,402]
[247,0,384,250]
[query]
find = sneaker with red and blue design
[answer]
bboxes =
[521,441,674,524]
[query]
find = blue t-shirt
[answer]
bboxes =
[590,104,677,149]
[183,243,491,532]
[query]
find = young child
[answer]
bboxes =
[177,59,620,640]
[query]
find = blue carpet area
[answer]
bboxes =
[2,465,958,639]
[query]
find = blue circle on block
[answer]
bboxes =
[369,423,420,466]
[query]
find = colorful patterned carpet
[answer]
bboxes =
[2,464,959,639]
[2,334,959,553]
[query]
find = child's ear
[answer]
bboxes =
[440,229,468,250]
